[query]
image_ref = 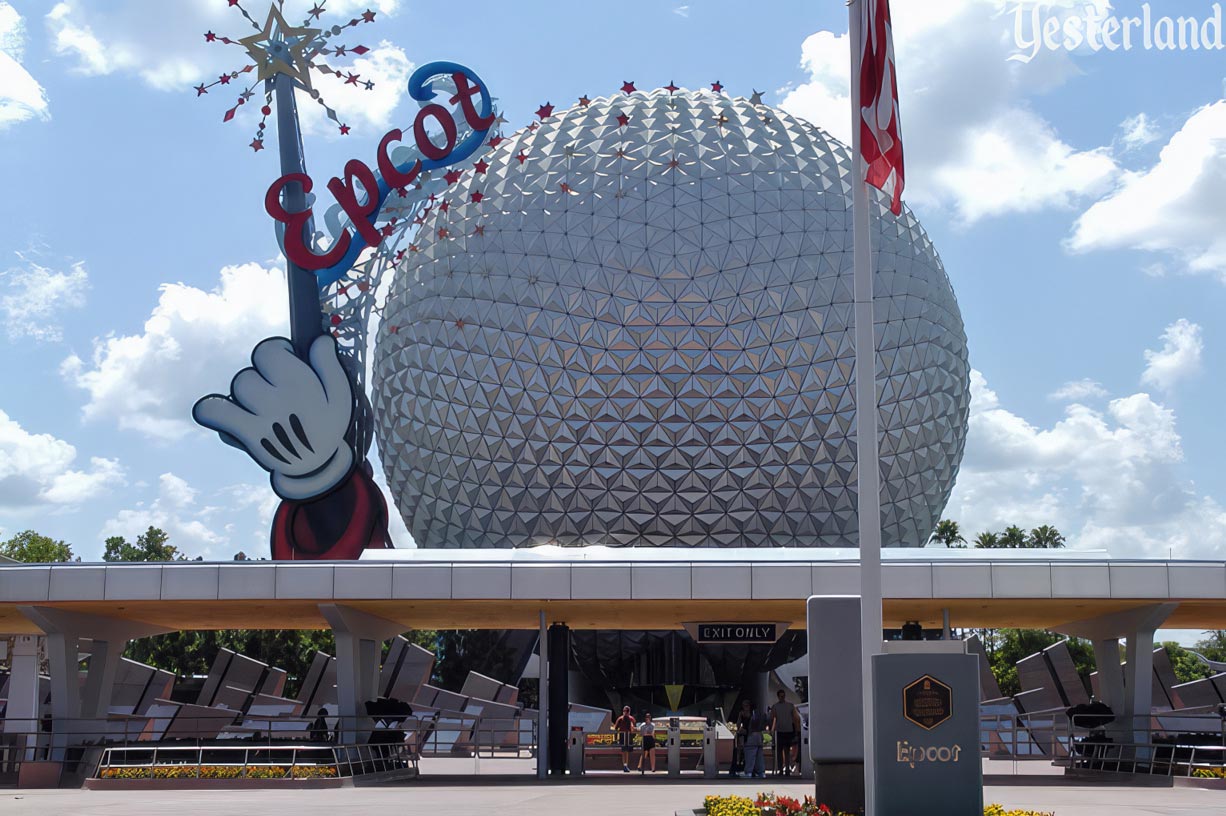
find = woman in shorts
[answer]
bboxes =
[636,712,657,773]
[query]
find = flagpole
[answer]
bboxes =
[849,2,882,813]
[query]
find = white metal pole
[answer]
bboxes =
[538,609,548,780]
[849,2,883,813]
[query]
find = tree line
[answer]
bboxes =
[928,519,1066,549]
[0,529,520,698]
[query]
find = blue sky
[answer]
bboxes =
[2,0,1226,589]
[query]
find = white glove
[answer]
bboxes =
[194,335,355,501]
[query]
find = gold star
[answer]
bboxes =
[239,6,320,88]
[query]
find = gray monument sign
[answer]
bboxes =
[872,652,983,816]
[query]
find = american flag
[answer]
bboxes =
[857,0,905,215]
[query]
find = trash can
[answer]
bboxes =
[567,727,585,776]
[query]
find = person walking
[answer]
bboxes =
[636,712,657,773]
[769,689,802,776]
[730,699,753,776]
[613,705,636,772]
[740,700,766,779]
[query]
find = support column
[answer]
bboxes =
[3,635,42,760]
[1124,629,1157,749]
[319,604,404,744]
[18,606,170,756]
[1091,639,1125,710]
[537,610,547,780]
[546,623,569,776]
[1055,603,1177,760]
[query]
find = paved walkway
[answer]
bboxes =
[2,780,1219,816]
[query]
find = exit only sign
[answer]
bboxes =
[685,622,784,643]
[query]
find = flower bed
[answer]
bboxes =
[701,793,1054,816]
[99,764,338,780]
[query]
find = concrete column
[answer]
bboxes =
[3,635,42,760]
[753,670,771,713]
[1055,603,1177,761]
[319,604,404,744]
[18,606,170,756]
[1090,639,1124,709]
[1124,629,1157,748]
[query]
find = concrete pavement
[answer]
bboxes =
[2,780,1220,816]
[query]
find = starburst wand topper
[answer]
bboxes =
[197,0,380,357]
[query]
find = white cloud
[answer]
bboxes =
[779,0,1117,223]
[0,409,124,510]
[946,367,1226,559]
[0,257,88,342]
[0,2,49,129]
[100,472,227,559]
[1069,100,1226,277]
[1141,319,1203,392]
[62,262,288,440]
[674,5,690,17]
[44,0,411,132]
[1049,378,1108,402]
[1118,112,1160,151]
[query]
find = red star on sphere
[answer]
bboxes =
[616,113,629,127]
[195,84,208,96]
[444,169,462,185]
[381,223,396,237]
[711,80,724,93]
[219,74,231,85]
[474,159,489,174]
[488,136,504,148]
[455,319,465,328]
[526,122,538,132]
[667,158,679,169]
[394,250,406,262]
[439,200,450,212]
[250,138,264,152]
[471,191,484,203]
[536,102,554,120]
[228,0,239,5]
[621,81,636,95]
[345,73,360,85]
[339,124,351,135]
[559,182,571,194]
[516,152,528,164]
[362,9,377,23]
[437,227,448,238]
[578,95,591,106]
[309,3,325,18]
[204,31,217,42]
[409,244,420,252]
[473,224,485,236]
[665,81,679,93]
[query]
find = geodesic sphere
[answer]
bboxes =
[372,89,969,548]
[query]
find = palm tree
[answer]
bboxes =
[1000,525,1028,548]
[973,531,1000,549]
[929,519,966,548]
[1028,525,1066,549]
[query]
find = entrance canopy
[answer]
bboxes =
[1,547,1224,634]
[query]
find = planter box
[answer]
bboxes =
[18,761,62,788]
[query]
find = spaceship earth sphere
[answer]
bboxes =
[372,88,970,549]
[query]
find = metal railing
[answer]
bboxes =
[1060,711,1226,778]
[0,710,542,784]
